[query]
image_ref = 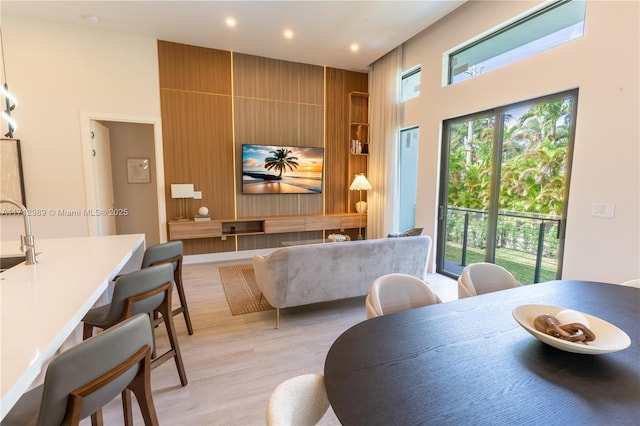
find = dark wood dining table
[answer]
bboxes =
[324,280,639,425]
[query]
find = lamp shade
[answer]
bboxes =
[171,184,194,199]
[349,174,372,191]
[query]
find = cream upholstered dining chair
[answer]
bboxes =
[2,314,158,426]
[142,241,194,335]
[266,374,330,426]
[457,262,521,299]
[82,263,188,389]
[620,278,640,288]
[365,273,442,319]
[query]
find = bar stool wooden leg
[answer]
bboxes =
[148,312,158,359]
[90,410,104,426]
[128,352,159,426]
[174,271,194,335]
[149,254,194,335]
[153,299,188,386]
[122,390,133,426]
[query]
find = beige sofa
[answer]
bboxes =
[253,236,432,328]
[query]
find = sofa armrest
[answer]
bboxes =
[252,252,288,308]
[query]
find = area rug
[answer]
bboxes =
[219,264,273,315]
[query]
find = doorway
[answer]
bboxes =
[81,114,167,245]
[436,90,578,284]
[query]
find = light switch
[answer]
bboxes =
[193,191,202,200]
[591,203,615,218]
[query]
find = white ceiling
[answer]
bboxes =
[2,1,465,72]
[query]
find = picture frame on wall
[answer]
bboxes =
[126,158,151,184]
[1,138,27,207]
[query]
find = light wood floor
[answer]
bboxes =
[92,260,457,425]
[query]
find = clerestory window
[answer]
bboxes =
[447,0,586,85]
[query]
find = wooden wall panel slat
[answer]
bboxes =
[299,104,324,148]
[158,40,231,94]
[233,53,299,102]
[160,90,235,221]
[233,97,299,145]
[298,63,325,105]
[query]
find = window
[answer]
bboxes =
[448,0,586,85]
[401,66,421,101]
[398,126,419,231]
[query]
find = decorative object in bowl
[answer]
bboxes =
[327,234,350,243]
[512,304,631,354]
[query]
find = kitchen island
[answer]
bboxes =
[0,233,145,420]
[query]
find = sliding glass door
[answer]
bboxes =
[436,90,577,284]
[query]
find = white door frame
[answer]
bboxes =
[80,112,167,242]
[89,120,117,235]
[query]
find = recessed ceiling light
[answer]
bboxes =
[350,43,360,52]
[284,29,294,39]
[226,17,236,27]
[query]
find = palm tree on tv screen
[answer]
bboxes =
[264,148,299,178]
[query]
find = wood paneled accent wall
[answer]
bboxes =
[158,40,367,254]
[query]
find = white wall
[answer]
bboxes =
[0,15,161,240]
[401,1,639,283]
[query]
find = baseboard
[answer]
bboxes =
[183,247,278,265]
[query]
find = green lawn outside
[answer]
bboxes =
[445,242,557,284]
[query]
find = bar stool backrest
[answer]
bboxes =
[102,263,174,326]
[142,241,183,273]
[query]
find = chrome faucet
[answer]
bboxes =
[0,198,37,265]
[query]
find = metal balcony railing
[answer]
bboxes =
[445,206,561,283]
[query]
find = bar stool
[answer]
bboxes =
[142,241,194,335]
[82,264,188,390]
[2,314,158,426]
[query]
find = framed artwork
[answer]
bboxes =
[126,158,151,184]
[1,138,27,206]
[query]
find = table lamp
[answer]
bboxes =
[171,183,194,221]
[350,173,372,213]
[349,173,372,239]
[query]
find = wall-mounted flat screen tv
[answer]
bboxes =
[242,144,324,194]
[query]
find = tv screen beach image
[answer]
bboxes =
[242,144,324,194]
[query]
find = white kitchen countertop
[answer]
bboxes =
[0,233,145,419]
